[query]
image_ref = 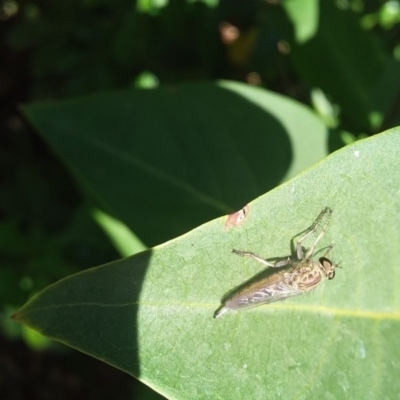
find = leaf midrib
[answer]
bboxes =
[17,302,400,321]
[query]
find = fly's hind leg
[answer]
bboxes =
[232,249,292,268]
[296,207,333,260]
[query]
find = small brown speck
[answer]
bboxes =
[225,205,249,229]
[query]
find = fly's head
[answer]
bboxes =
[319,257,335,280]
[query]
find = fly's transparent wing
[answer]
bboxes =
[223,264,323,311]
[224,271,303,311]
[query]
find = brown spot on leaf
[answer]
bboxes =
[225,205,249,229]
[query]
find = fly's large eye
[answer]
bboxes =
[319,257,335,279]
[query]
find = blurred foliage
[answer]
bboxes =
[3,0,400,130]
[1,0,400,398]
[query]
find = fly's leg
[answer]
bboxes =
[324,244,333,258]
[323,244,333,258]
[304,209,333,258]
[232,250,274,267]
[232,249,292,268]
[296,207,333,260]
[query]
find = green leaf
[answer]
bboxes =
[14,129,400,399]
[290,1,386,130]
[371,58,400,130]
[22,81,328,246]
[91,208,147,257]
[283,0,319,43]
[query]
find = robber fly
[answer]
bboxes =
[214,207,336,318]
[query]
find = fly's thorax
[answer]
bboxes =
[292,260,323,291]
[318,257,335,280]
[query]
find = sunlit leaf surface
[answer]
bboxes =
[15,130,400,399]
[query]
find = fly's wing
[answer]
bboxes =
[224,267,321,311]
[224,280,301,311]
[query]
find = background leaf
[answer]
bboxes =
[91,208,147,257]
[22,81,329,246]
[282,0,319,43]
[14,129,400,399]
[289,1,385,131]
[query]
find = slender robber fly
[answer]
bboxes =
[214,207,336,318]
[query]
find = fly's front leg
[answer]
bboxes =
[232,249,292,268]
[322,244,333,258]
[296,207,333,259]
[305,208,332,258]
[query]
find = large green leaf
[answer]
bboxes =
[14,129,400,399]
[22,81,328,246]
